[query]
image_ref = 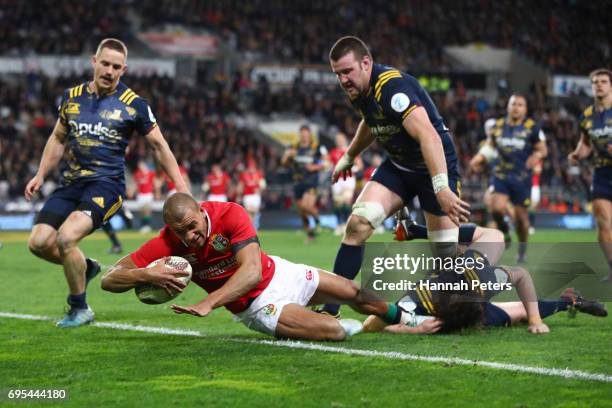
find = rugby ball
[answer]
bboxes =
[135,256,192,305]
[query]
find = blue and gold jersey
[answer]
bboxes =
[351,63,457,173]
[579,104,612,169]
[57,81,156,185]
[292,142,326,183]
[491,117,544,181]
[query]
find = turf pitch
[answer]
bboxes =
[0,229,610,407]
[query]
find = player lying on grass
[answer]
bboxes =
[365,216,608,334]
[101,193,437,341]
[363,279,607,335]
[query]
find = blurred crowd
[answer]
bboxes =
[0,70,594,213]
[2,0,608,74]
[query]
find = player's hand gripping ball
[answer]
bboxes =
[135,256,192,304]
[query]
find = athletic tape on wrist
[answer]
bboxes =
[432,173,449,194]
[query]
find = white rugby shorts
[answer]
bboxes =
[235,256,320,336]
[243,194,262,212]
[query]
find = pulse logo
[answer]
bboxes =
[69,120,121,140]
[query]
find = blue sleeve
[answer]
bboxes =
[379,76,422,123]
[529,124,543,146]
[131,97,158,136]
[57,89,70,126]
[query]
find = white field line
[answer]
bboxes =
[2,311,611,383]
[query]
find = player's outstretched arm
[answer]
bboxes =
[145,126,189,194]
[171,242,262,317]
[402,108,470,225]
[101,254,189,295]
[507,266,550,334]
[332,120,375,183]
[24,119,67,201]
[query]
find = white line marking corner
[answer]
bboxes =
[1,311,610,383]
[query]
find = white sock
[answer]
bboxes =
[339,319,363,337]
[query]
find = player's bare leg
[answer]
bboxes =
[28,223,62,264]
[343,181,403,246]
[593,199,612,281]
[297,190,320,240]
[514,205,530,262]
[309,269,388,316]
[275,304,348,341]
[319,182,402,316]
[55,210,97,328]
[491,192,512,245]
[57,211,94,296]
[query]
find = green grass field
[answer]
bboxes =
[0,229,610,407]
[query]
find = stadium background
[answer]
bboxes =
[0,1,611,407]
[0,0,608,231]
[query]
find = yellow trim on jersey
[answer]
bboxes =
[583,105,593,118]
[103,196,123,222]
[375,72,402,101]
[465,268,483,296]
[416,287,435,315]
[416,289,433,314]
[401,104,418,120]
[119,89,139,105]
[69,84,84,99]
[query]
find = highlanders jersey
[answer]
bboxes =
[351,63,457,173]
[57,81,157,185]
[579,104,612,169]
[292,142,325,183]
[491,117,545,181]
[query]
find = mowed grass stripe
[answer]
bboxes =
[2,311,611,384]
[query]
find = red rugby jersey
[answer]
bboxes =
[239,170,264,195]
[206,172,230,195]
[130,201,275,313]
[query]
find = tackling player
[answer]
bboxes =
[100,193,438,340]
[472,95,547,262]
[24,38,188,327]
[568,68,612,282]
[322,36,470,317]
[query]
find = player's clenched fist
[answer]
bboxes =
[24,175,44,201]
[332,153,354,183]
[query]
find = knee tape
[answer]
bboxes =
[429,228,459,258]
[352,202,386,228]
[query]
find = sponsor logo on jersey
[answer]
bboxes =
[370,124,401,137]
[125,106,137,117]
[590,126,612,139]
[390,93,410,113]
[306,270,313,281]
[100,109,123,121]
[65,103,80,115]
[263,304,277,316]
[210,233,230,252]
[92,197,105,208]
[498,137,527,150]
[68,120,121,140]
